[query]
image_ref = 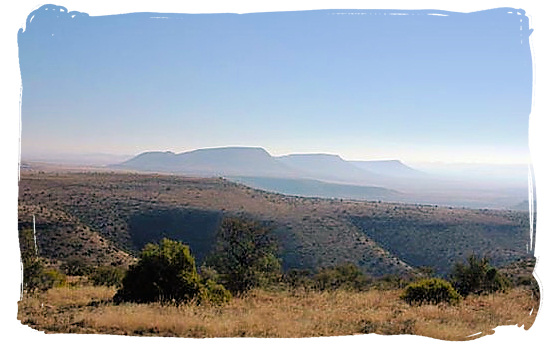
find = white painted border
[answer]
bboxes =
[2,1,545,344]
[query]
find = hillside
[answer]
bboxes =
[18,171,533,277]
[18,204,133,268]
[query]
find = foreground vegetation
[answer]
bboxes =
[18,284,538,340]
[18,224,539,339]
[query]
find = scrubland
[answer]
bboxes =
[17,171,539,340]
[18,284,538,340]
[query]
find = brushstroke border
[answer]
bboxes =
[3,1,546,344]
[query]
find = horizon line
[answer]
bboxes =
[20,145,531,166]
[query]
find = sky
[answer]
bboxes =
[18,6,533,164]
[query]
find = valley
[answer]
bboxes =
[18,169,533,277]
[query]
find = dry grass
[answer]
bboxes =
[18,286,115,333]
[18,286,538,340]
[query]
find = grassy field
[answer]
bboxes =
[18,285,538,340]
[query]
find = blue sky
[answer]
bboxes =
[18,6,533,163]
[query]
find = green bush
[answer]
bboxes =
[401,278,461,305]
[24,260,66,292]
[114,239,202,304]
[198,279,233,305]
[90,265,126,287]
[197,266,232,305]
[42,268,67,289]
[451,254,510,297]
[314,263,370,291]
[114,238,231,305]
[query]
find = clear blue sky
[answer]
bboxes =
[18,6,533,163]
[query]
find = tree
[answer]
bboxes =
[114,238,230,304]
[451,253,510,297]
[205,217,281,293]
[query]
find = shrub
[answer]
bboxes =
[314,263,370,291]
[60,257,93,276]
[197,266,232,305]
[90,265,126,287]
[114,239,203,304]
[199,265,220,283]
[24,260,66,292]
[198,279,233,305]
[401,278,461,305]
[114,238,231,305]
[42,268,67,289]
[451,254,510,297]
[373,274,410,290]
[282,269,315,290]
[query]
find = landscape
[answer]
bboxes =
[17,148,539,339]
[16,4,539,342]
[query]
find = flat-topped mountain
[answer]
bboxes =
[109,147,527,209]
[115,147,420,186]
[116,147,301,178]
[113,148,418,201]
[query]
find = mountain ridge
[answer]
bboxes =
[116,146,301,178]
[115,146,421,184]
[108,147,528,209]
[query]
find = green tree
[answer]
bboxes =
[114,238,230,304]
[451,253,510,297]
[206,217,281,293]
